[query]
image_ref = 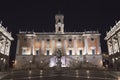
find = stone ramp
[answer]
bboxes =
[0,72,8,79]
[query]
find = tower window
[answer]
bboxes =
[58,27,61,31]
[80,50,82,55]
[58,19,61,22]
[69,50,72,55]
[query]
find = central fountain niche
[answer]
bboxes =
[49,49,69,68]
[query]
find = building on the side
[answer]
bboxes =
[15,14,102,69]
[105,21,120,69]
[0,22,14,71]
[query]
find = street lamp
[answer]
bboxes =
[29,60,32,70]
[12,60,15,69]
[40,60,43,69]
[86,60,89,68]
[0,58,3,71]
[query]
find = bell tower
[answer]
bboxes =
[55,14,64,34]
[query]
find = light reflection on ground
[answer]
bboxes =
[1,69,118,80]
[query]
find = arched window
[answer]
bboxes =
[58,27,61,31]
[58,19,61,22]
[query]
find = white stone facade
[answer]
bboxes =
[15,14,102,69]
[0,22,14,70]
[105,21,120,68]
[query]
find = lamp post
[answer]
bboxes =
[0,58,3,71]
[86,60,89,68]
[40,60,43,69]
[29,60,32,70]
[12,60,15,68]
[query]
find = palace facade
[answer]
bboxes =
[0,22,14,70]
[105,20,120,69]
[15,14,102,69]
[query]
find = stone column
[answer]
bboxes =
[41,39,44,55]
[0,36,4,54]
[74,37,77,55]
[107,41,110,54]
[64,38,66,55]
[2,38,7,71]
[111,38,114,54]
[107,39,113,55]
[16,37,20,55]
[33,37,35,55]
[116,33,120,52]
[6,41,11,56]
[98,36,101,54]
[31,36,35,55]
[3,38,7,55]
[107,37,114,54]
[52,39,55,55]
[84,36,88,55]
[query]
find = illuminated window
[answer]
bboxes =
[69,50,72,55]
[22,48,26,55]
[22,47,30,55]
[23,49,26,53]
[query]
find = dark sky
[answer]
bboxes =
[0,0,120,60]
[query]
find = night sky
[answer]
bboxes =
[0,0,120,60]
